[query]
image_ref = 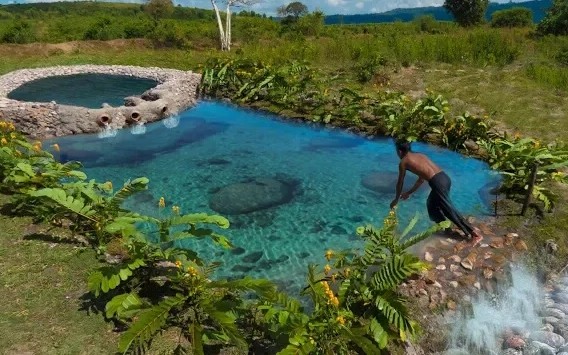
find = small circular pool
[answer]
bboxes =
[7,73,158,108]
[46,101,499,294]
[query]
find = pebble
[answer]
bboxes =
[436,264,446,270]
[529,330,565,348]
[449,281,458,288]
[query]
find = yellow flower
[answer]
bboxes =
[172,205,180,215]
[336,315,345,325]
[10,132,17,139]
[104,181,113,190]
[32,143,41,152]
[324,264,331,275]
[325,249,334,261]
[187,266,198,276]
[344,268,351,277]
[0,138,6,145]
[175,260,182,268]
[514,132,521,140]
[330,296,339,307]
[534,140,540,148]
[331,273,337,282]
[158,197,166,208]
[51,143,60,152]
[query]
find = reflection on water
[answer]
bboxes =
[46,101,499,294]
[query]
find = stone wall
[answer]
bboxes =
[0,65,201,139]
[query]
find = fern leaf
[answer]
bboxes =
[105,292,146,319]
[205,309,247,351]
[207,277,276,299]
[189,323,204,355]
[170,213,230,229]
[372,254,424,291]
[118,294,186,354]
[108,178,149,212]
[399,220,450,251]
[341,327,381,355]
[30,188,96,219]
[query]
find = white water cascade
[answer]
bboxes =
[130,123,147,135]
[97,125,117,138]
[162,115,180,129]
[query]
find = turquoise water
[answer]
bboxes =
[46,101,499,294]
[8,74,157,108]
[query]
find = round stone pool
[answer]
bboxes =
[45,101,500,294]
[7,73,158,108]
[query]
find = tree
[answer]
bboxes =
[443,0,489,27]
[211,0,259,51]
[491,7,533,28]
[536,0,568,36]
[277,1,308,20]
[144,0,174,22]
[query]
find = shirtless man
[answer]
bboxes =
[390,140,484,246]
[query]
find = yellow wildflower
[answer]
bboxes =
[0,138,6,145]
[330,296,339,307]
[324,264,331,274]
[158,197,166,208]
[344,268,351,277]
[51,143,60,152]
[0,121,5,129]
[336,316,345,325]
[175,260,182,268]
[325,249,334,261]
[32,143,41,152]
[187,266,198,276]
[104,181,113,190]
[534,140,540,148]
[514,132,521,140]
[331,273,337,282]
[10,132,17,139]
[172,205,180,215]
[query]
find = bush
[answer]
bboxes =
[537,0,568,36]
[83,17,124,41]
[491,7,533,28]
[1,20,37,44]
[147,20,188,48]
[444,0,489,27]
[557,45,568,66]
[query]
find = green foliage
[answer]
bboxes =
[537,0,568,36]
[444,0,490,27]
[354,55,388,83]
[144,0,174,22]
[491,7,533,28]
[147,20,188,48]
[1,20,37,44]
[478,135,568,211]
[256,212,449,354]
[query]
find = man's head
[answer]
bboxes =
[395,140,411,158]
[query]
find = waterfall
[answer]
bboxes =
[97,125,117,138]
[163,115,180,129]
[130,123,146,135]
[448,265,543,353]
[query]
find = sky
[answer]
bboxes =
[0,0,535,16]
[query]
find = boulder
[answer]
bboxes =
[524,341,555,355]
[209,176,299,215]
[360,171,423,195]
[544,308,566,319]
[529,331,565,348]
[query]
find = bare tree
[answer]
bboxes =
[211,0,259,51]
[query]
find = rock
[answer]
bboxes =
[231,265,253,273]
[559,344,568,352]
[449,281,459,288]
[504,335,526,349]
[555,303,568,314]
[231,247,246,255]
[483,268,494,279]
[501,349,522,355]
[524,341,555,355]
[448,255,461,263]
[459,274,477,286]
[447,300,457,310]
[490,240,504,248]
[433,281,442,288]
[209,176,299,214]
[419,289,428,296]
[474,282,481,289]
[543,316,559,325]
[461,259,473,270]
[483,251,493,259]
[514,239,528,252]
[438,257,446,263]
[553,292,568,304]
[464,139,479,151]
[450,264,459,272]
[425,251,434,262]
[360,171,400,194]
[436,264,446,270]
[544,308,565,319]
[242,251,263,263]
[541,324,554,332]
[546,239,559,254]
[529,331,565,348]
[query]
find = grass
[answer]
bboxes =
[0,194,118,354]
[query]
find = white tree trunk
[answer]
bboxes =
[225,2,232,52]
[211,0,228,51]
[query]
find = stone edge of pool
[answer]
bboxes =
[0,65,202,139]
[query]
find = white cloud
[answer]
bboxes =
[355,2,364,9]
[326,0,347,7]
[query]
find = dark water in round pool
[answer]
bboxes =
[8,74,157,108]
[46,101,499,294]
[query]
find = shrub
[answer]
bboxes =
[537,0,568,36]
[443,0,489,27]
[557,45,568,66]
[1,20,37,44]
[147,20,188,48]
[491,7,533,28]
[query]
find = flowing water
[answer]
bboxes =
[8,73,157,108]
[448,266,544,354]
[46,101,499,294]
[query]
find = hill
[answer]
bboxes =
[325,0,553,25]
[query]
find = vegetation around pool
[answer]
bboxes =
[2,0,568,353]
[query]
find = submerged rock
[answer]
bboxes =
[304,135,362,151]
[209,176,299,214]
[242,251,263,264]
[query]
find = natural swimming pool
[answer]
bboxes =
[8,73,158,108]
[46,101,499,294]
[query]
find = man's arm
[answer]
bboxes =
[390,161,406,209]
[402,177,425,199]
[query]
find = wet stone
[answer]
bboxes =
[231,265,254,273]
[553,292,568,304]
[524,341,555,355]
[231,247,246,255]
[501,349,522,355]
[529,331,565,348]
[544,308,565,319]
[242,251,263,264]
[298,252,310,259]
[543,316,559,325]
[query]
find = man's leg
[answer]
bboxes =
[436,192,483,245]
[427,192,446,224]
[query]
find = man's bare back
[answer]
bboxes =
[400,152,442,181]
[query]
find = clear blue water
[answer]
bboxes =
[8,74,157,108]
[46,101,499,294]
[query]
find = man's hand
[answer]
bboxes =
[401,192,411,200]
[390,199,398,209]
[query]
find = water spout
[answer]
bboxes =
[97,125,117,138]
[448,265,543,353]
[163,115,180,129]
[130,123,146,135]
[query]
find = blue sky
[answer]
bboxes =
[0,0,533,16]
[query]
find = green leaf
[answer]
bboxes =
[29,188,95,219]
[189,323,204,355]
[118,294,186,354]
[369,318,388,348]
[171,213,230,229]
[16,162,34,177]
[105,292,145,319]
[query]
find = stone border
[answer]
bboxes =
[0,65,202,139]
